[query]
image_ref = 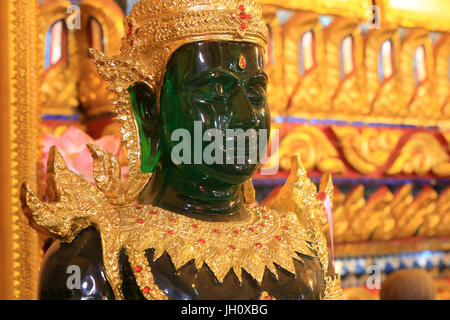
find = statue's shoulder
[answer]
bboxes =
[265,155,343,300]
[38,227,115,300]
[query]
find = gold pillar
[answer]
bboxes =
[0,0,42,300]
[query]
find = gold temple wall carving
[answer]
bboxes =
[256,1,450,126]
[325,183,450,244]
[1,0,42,300]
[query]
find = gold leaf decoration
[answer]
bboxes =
[332,126,402,174]
[278,125,346,173]
[386,132,450,176]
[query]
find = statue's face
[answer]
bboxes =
[158,41,270,186]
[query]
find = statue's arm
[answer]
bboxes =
[38,227,116,300]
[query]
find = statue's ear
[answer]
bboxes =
[128,82,161,173]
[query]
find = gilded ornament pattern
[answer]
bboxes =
[9,0,42,299]
[278,126,346,174]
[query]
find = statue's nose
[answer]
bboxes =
[228,86,258,130]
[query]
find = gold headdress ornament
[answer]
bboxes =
[89,0,268,205]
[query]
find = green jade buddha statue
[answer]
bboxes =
[20,0,342,300]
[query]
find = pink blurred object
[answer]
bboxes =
[42,126,127,183]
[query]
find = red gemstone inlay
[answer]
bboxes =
[233,230,239,234]
[136,218,144,224]
[230,13,236,19]
[239,12,247,20]
[199,238,206,244]
[240,23,247,30]
[281,214,286,218]
[127,23,133,37]
[247,14,252,19]
[239,4,245,11]
[193,224,198,229]
[260,223,265,227]
[249,227,255,232]
[170,218,177,223]
[264,215,270,220]
[214,229,221,234]
[275,236,282,241]
[317,191,327,202]
[129,40,134,46]
[143,287,150,294]
[134,266,142,273]
[168,230,174,235]
[229,244,236,250]
[255,243,262,248]
[151,210,157,215]
[264,296,271,300]
[283,226,289,230]
[239,55,246,69]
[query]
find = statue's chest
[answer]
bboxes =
[116,205,322,299]
[119,248,324,300]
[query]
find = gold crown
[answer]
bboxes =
[89,0,268,205]
[123,0,268,54]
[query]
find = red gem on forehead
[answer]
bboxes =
[239,55,247,69]
[143,287,150,293]
[134,266,142,273]
[127,22,133,37]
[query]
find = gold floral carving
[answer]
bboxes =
[278,125,346,173]
[282,12,328,115]
[21,148,341,299]
[325,184,450,243]
[434,34,450,117]
[364,28,403,118]
[40,0,79,116]
[262,6,288,115]
[332,126,402,174]
[256,0,373,21]
[324,17,367,115]
[78,0,124,117]
[399,29,439,123]
[385,132,450,176]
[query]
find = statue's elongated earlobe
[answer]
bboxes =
[129,82,161,173]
